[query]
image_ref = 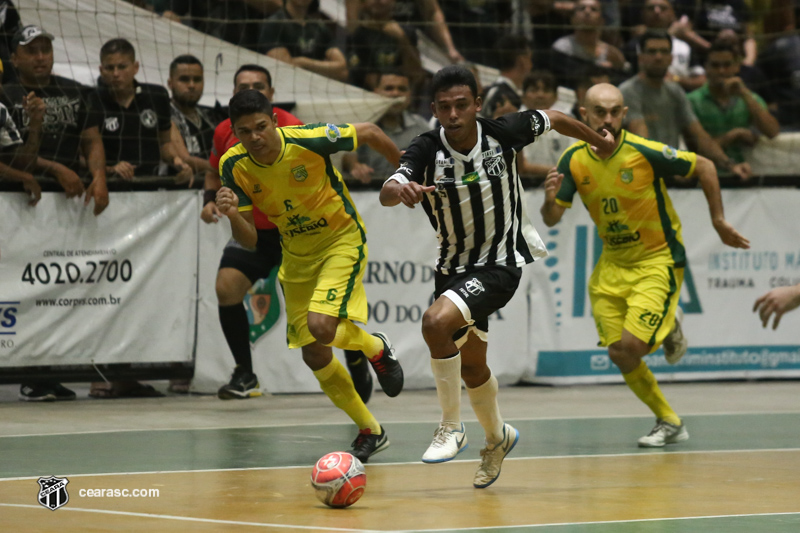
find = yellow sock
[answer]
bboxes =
[313,356,381,433]
[327,320,384,359]
[623,361,681,426]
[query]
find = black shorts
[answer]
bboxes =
[218,229,282,284]
[434,265,522,333]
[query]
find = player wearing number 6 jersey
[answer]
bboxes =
[541,83,750,447]
[216,89,404,463]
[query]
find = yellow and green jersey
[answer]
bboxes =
[555,130,696,268]
[220,123,366,260]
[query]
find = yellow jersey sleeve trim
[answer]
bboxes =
[555,198,572,208]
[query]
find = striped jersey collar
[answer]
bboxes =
[439,120,482,162]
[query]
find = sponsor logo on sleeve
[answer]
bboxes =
[324,123,341,142]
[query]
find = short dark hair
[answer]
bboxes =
[523,70,557,94]
[494,35,531,71]
[234,64,272,88]
[708,40,740,59]
[100,38,136,61]
[229,89,273,125]
[170,54,203,76]
[375,68,410,84]
[639,29,673,53]
[431,65,478,100]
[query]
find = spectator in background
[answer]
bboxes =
[346,0,422,90]
[624,0,706,92]
[0,95,44,203]
[88,38,191,183]
[756,10,800,129]
[673,0,755,64]
[6,25,109,213]
[342,70,428,183]
[87,38,192,399]
[481,35,531,119]
[571,65,611,120]
[551,0,628,87]
[345,0,464,64]
[0,0,21,82]
[512,0,572,71]
[517,70,576,181]
[688,40,779,174]
[168,54,220,184]
[620,30,751,182]
[257,0,348,82]
[438,0,513,65]
[715,29,775,112]
[754,283,800,330]
[0,94,68,401]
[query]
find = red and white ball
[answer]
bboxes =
[310,451,366,508]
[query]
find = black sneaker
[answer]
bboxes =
[51,383,77,401]
[217,368,262,400]
[350,426,390,463]
[368,332,403,397]
[345,350,373,404]
[19,383,56,402]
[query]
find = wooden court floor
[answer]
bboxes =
[1,382,799,532]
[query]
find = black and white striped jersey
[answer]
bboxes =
[388,109,550,274]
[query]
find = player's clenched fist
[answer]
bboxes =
[216,187,239,217]
[397,182,435,209]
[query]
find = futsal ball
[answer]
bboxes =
[310,451,366,508]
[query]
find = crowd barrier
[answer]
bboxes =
[1,188,799,391]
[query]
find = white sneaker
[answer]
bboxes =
[421,423,468,463]
[663,306,688,364]
[637,419,689,448]
[473,423,519,488]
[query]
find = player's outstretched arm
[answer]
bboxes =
[540,167,567,227]
[693,155,750,249]
[543,110,615,158]
[216,186,258,249]
[354,123,401,168]
[380,179,435,208]
[753,284,800,330]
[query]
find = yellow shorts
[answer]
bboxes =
[588,256,683,352]
[278,242,369,349]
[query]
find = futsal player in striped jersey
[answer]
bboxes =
[380,65,615,487]
[541,83,750,446]
[216,90,404,462]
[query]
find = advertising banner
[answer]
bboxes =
[524,189,800,383]
[0,192,198,367]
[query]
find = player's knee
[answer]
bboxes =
[307,314,337,345]
[215,272,244,305]
[421,308,451,345]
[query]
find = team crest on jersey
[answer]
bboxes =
[104,116,119,132]
[462,171,480,184]
[485,155,506,177]
[620,168,633,184]
[662,146,678,160]
[140,109,158,128]
[291,165,308,181]
[324,123,341,142]
[253,184,262,194]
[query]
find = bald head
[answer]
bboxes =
[584,83,624,108]
[581,83,627,147]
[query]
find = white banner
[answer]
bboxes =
[523,188,800,384]
[0,192,198,367]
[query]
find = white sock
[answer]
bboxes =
[467,372,504,446]
[431,354,462,427]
